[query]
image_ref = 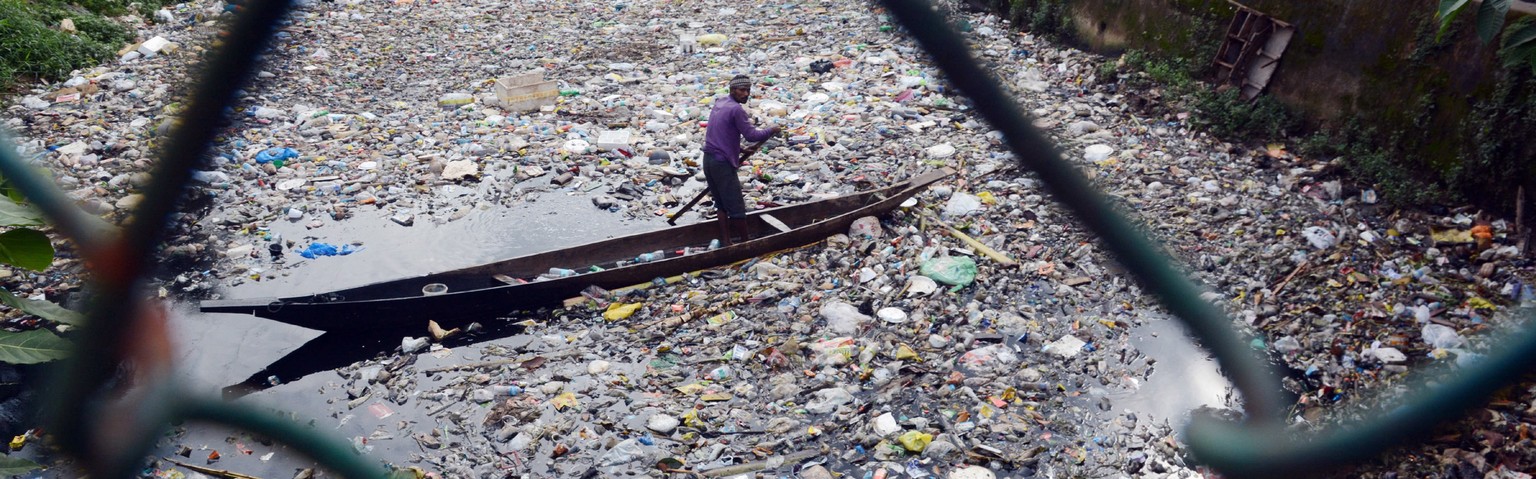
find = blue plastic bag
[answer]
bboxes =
[255,147,299,165]
[298,242,358,259]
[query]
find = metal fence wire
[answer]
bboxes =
[0,0,1533,477]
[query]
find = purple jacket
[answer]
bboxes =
[703,96,775,168]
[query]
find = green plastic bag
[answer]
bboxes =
[920,256,977,289]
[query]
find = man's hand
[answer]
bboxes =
[769,126,783,137]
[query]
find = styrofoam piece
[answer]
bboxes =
[597,130,634,152]
[138,36,170,57]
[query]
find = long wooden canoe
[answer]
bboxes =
[200,168,953,331]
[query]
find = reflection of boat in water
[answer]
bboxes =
[223,321,527,399]
[201,169,952,333]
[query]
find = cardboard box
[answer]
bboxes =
[495,72,558,112]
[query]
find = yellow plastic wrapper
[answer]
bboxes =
[603,302,643,321]
[550,392,579,411]
[682,410,704,428]
[705,311,737,326]
[898,431,933,452]
[976,191,997,205]
[1430,228,1475,244]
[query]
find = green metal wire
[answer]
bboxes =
[876,0,1289,420]
[1183,311,1536,478]
[0,135,113,256]
[178,397,402,479]
[0,0,1530,476]
[40,0,288,471]
[2,0,396,476]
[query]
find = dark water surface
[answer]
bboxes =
[145,193,665,477]
[1113,319,1232,424]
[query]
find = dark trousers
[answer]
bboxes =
[702,152,746,219]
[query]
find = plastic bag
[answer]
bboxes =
[942,193,982,218]
[598,438,656,467]
[820,301,871,334]
[920,256,976,288]
[898,430,933,452]
[254,147,299,165]
[298,242,358,259]
[804,387,854,414]
[1303,226,1336,250]
[1421,323,1466,349]
[603,302,643,321]
[809,337,856,366]
[1083,144,1114,162]
[959,344,1019,370]
[849,216,883,240]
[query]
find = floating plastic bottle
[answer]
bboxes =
[437,92,473,106]
[776,296,801,313]
[635,250,665,263]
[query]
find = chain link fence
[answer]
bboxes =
[0,0,1531,477]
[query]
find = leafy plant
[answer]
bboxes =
[1438,0,1536,72]
[1095,58,1118,80]
[1119,49,1200,94]
[0,0,118,89]
[1190,85,1299,141]
[0,177,73,364]
[1005,0,1075,41]
[1298,120,1454,207]
[0,455,40,476]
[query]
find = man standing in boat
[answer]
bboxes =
[704,74,781,245]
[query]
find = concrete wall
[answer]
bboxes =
[1069,0,1488,130]
[983,0,1536,212]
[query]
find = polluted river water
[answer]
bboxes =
[155,193,665,477]
[138,192,1230,478]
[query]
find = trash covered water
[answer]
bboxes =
[2,0,1534,476]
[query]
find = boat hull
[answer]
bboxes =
[200,168,952,331]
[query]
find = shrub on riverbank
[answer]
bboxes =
[0,0,147,90]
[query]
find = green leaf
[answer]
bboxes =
[1477,0,1511,43]
[0,197,42,227]
[0,329,71,364]
[1439,0,1472,18]
[1438,0,1472,40]
[1502,19,1536,50]
[1505,38,1536,69]
[0,229,52,271]
[0,289,81,325]
[0,455,41,475]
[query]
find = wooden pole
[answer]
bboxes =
[923,212,1018,266]
[1518,186,1528,256]
[667,140,768,225]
